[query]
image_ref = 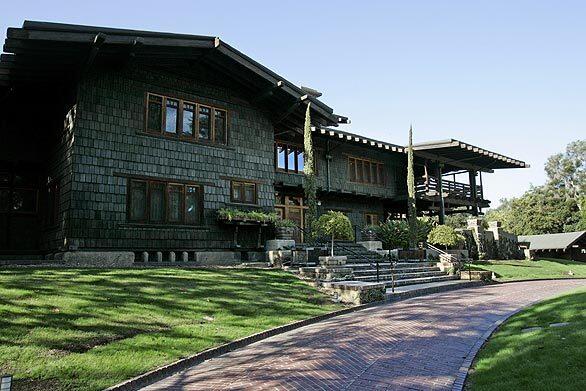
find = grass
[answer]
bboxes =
[0,268,343,391]
[468,258,586,281]
[466,289,586,391]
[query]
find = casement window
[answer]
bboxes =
[275,142,306,173]
[145,93,228,145]
[0,171,39,215]
[364,213,379,226]
[231,180,257,204]
[127,179,203,225]
[348,156,385,186]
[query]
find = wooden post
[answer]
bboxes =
[469,170,478,216]
[436,163,445,225]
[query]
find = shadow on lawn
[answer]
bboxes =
[0,268,329,354]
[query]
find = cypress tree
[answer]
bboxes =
[304,103,317,236]
[407,125,418,248]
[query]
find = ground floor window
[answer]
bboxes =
[231,180,257,204]
[127,179,203,225]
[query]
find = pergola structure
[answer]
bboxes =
[412,139,528,223]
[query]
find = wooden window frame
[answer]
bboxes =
[230,180,258,205]
[127,178,204,225]
[144,92,229,146]
[348,156,385,186]
[274,141,310,174]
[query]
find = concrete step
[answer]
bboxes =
[354,270,447,282]
[354,269,438,279]
[385,279,485,300]
[381,274,459,287]
[344,262,437,270]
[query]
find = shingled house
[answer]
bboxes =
[0,21,527,263]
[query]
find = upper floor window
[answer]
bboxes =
[348,156,384,186]
[275,142,305,173]
[127,178,203,225]
[146,93,227,145]
[231,180,257,205]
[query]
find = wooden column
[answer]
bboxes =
[469,170,478,216]
[436,163,445,225]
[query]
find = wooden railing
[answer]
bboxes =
[416,176,483,200]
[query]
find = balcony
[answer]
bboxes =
[416,176,484,204]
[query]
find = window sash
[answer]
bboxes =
[231,180,257,204]
[348,157,384,185]
[145,93,227,145]
[128,179,202,225]
[274,142,306,173]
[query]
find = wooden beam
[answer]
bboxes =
[251,80,284,104]
[274,95,309,125]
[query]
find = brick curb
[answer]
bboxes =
[451,281,586,391]
[105,280,487,391]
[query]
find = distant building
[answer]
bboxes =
[518,231,586,261]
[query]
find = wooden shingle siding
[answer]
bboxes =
[67,64,275,250]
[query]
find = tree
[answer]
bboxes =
[484,139,585,235]
[427,225,464,250]
[303,103,317,235]
[314,211,354,256]
[545,140,585,205]
[485,186,581,235]
[407,125,417,248]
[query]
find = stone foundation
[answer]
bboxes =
[460,270,493,281]
[194,252,241,266]
[54,251,135,267]
[321,281,386,304]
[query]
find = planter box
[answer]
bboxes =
[321,281,386,305]
[460,270,493,281]
[397,248,426,260]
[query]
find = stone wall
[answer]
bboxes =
[461,219,523,260]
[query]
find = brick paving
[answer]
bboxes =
[142,280,585,391]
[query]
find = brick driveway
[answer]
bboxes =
[142,280,585,391]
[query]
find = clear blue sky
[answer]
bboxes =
[2,0,584,207]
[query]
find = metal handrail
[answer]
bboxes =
[292,224,386,283]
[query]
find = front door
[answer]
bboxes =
[275,192,306,243]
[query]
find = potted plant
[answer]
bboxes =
[274,218,296,240]
[314,211,354,257]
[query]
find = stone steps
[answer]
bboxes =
[367,274,458,287]
[345,263,438,271]
[353,270,444,280]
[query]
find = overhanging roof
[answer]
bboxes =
[518,231,586,251]
[0,21,348,127]
[412,139,528,172]
[313,127,405,153]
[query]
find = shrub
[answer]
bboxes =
[274,218,296,228]
[376,217,435,250]
[217,208,277,223]
[314,211,354,256]
[377,220,410,249]
[427,225,465,249]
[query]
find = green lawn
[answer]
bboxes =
[466,289,586,391]
[0,268,342,391]
[469,258,586,281]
